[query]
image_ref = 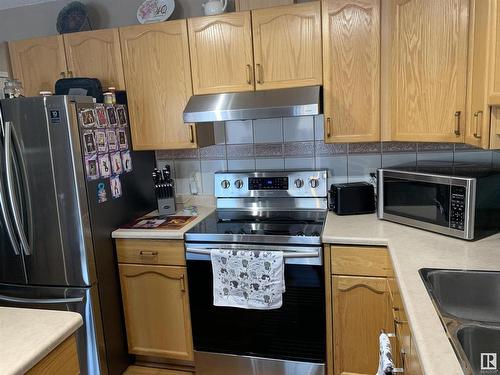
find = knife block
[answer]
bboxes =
[157,196,176,216]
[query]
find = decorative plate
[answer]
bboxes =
[56,1,91,34]
[137,0,175,24]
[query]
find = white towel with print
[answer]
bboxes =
[376,332,395,375]
[211,249,285,310]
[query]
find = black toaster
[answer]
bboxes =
[329,182,376,215]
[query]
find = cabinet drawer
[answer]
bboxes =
[116,239,185,266]
[331,246,391,277]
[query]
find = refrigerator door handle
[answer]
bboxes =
[0,294,84,304]
[4,121,31,256]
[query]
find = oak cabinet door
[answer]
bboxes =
[251,2,322,90]
[322,0,380,143]
[188,12,254,94]
[390,0,469,142]
[63,28,125,90]
[119,20,196,150]
[9,35,67,96]
[332,275,392,375]
[119,264,194,361]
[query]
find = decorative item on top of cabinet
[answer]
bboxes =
[119,20,214,150]
[116,239,194,362]
[322,0,380,143]
[251,2,322,91]
[9,35,67,96]
[63,28,125,90]
[188,12,254,95]
[389,0,469,143]
[235,0,293,11]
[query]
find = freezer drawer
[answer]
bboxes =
[0,283,106,375]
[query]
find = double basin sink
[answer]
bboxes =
[420,269,500,375]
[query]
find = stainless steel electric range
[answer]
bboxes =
[185,170,328,375]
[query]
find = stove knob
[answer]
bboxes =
[221,180,230,189]
[294,178,304,188]
[235,179,244,189]
[309,178,319,188]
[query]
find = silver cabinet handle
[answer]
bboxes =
[0,294,83,304]
[185,248,319,259]
[4,121,31,255]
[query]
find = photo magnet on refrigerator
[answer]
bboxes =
[95,105,108,127]
[111,151,123,175]
[106,106,118,127]
[116,105,128,127]
[97,182,108,203]
[117,129,128,150]
[95,130,108,153]
[83,130,97,155]
[121,151,132,173]
[85,154,99,181]
[98,153,112,178]
[107,130,118,151]
[79,108,97,128]
[110,175,122,199]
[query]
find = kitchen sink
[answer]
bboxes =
[420,268,500,375]
[422,269,500,323]
[457,324,500,375]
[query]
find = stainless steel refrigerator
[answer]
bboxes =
[0,96,156,375]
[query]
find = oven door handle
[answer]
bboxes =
[185,248,320,259]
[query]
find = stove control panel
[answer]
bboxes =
[215,170,328,198]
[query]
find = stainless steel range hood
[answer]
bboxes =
[183,86,321,123]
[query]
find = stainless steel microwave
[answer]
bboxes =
[377,165,500,240]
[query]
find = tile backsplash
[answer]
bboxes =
[157,115,496,195]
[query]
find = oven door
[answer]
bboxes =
[185,243,325,375]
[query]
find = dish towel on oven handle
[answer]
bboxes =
[377,332,395,375]
[210,249,285,310]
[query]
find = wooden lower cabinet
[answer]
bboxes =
[27,334,79,375]
[327,245,423,375]
[332,275,392,375]
[118,263,194,361]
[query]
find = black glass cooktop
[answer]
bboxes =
[185,210,326,245]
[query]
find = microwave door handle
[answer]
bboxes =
[4,121,31,256]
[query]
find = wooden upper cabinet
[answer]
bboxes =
[235,0,293,11]
[251,2,322,90]
[332,275,392,375]
[119,264,194,361]
[188,12,254,94]
[322,0,380,143]
[9,35,67,96]
[390,0,469,142]
[63,28,125,90]
[120,20,198,150]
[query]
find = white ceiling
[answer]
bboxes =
[0,0,58,11]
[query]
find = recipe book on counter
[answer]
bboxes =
[122,215,196,230]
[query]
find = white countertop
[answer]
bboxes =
[111,205,215,240]
[322,212,500,375]
[0,307,83,375]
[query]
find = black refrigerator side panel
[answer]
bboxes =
[79,103,156,375]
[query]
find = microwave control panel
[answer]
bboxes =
[450,186,466,230]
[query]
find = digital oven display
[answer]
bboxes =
[249,177,289,190]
